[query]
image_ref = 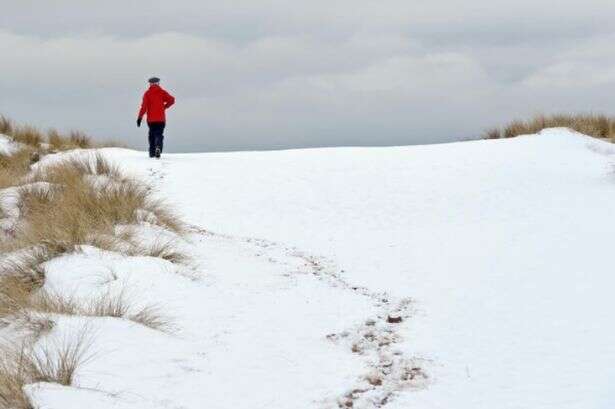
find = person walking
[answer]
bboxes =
[137,77,175,158]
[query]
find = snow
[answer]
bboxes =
[29,235,377,408]
[0,134,18,154]
[3,128,615,408]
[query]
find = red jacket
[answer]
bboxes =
[138,84,175,123]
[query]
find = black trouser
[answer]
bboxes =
[148,122,165,157]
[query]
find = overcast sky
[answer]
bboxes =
[2,1,615,152]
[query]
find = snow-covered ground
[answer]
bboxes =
[4,129,615,408]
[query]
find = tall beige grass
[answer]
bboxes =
[16,155,184,253]
[0,148,36,189]
[0,250,172,337]
[0,117,184,408]
[0,115,98,152]
[0,116,14,136]
[0,328,93,409]
[484,113,615,141]
[2,139,182,324]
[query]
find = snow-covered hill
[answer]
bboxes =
[8,128,615,408]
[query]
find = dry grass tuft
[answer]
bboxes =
[137,240,189,264]
[84,291,130,319]
[129,305,175,333]
[32,290,171,331]
[0,148,37,189]
[0,114,103,153]
[17,155,183,253]
[0,116,14,136]
[0,250,54,316]
[11,126,43,148]
[30,153,121,184]
[68,131,92,149]
[46,129,63,151]
[1,270,171,332]
[0,115,182,408]
[485,113,615,141]
[0,114,105,191]
[0,328,93,409]
[483,128,501,140]
[0,275,33,320]
[503,120,528,138]
[0,248,171,331]
[0,349,32,409]
[46,129,93,151]
[30,335,93,386]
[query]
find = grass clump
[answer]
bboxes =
[0,116,14,136]
[16,154,183,253]
[129,305,174,333]
[0,148,37,189]
[46,129,93,151]
[485,113,615,141]
[0,249,56,318]
[0,116,183,408]
[0,114,97,153]
[68,131,92,149]
[0,328,93,409]
[136,240,190,264]
[30,290,172,332]
[0,254,172,332]
[11,126,43,148]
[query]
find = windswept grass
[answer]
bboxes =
[0,328,93,409]
[0,253,172,332]
[0,249,55,317]
[1,118,184,407]
[0,116,14,136]
[0,148,37,189]
[484,113,615,141]
[31,290,172,332]
[0,116,184,408]
[11,126,43,148]
[0,115,97,152]
[15,154,184,253]
[129,305,174,333]
[136,239,190,264]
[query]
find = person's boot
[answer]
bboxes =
[155,147,161,159]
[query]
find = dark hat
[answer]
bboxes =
[148,77,160,84]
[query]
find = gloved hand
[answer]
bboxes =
[137,117,142,127]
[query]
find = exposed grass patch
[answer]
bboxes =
[0,116,14,136]
[0,116,184,408]
[0,249,55,318]
[29,289,172,331]
[11,125,43,148]
[68,131,92,149]
[129,305,175,333]
[0,257,172,332]
[485,113,615,141]
[16,154,184,254]
[0,148,37,189]
[0,115,97,153]
[136,240,190,264]
[47,129,94,151]
[0,328,93,409]
[483,127,501,140]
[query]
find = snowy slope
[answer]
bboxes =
[104,128,615,409]
[13,128,615,408]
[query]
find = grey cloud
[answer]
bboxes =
[1,1,615,152]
